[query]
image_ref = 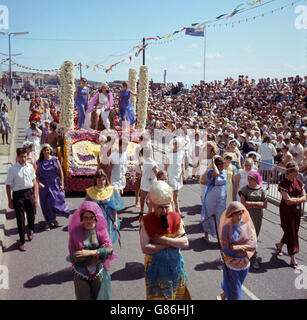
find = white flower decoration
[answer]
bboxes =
[137,65,149,129]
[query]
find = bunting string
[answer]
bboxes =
[1,0,303,75]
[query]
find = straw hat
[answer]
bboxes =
[40,143,52,152]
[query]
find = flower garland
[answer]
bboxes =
[136,65,149,129]
[128,68,137,113]
[63,136,70,177]
[60,61,75,131]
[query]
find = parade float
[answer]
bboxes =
[59,63,149,193]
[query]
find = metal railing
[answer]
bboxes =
[258,160,307,217]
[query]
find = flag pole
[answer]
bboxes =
[203,26,206,82]
[143,37,146,65]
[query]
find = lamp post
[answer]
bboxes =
[0,31,29,110]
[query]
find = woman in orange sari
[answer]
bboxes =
[218,201,257,300]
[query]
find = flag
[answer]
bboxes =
[216,14,227,19]
[185,27,204,37]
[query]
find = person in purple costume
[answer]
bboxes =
[41,120,51,144]
[74,78,89,128]
[119,82,137,130]
[36,144,70,231]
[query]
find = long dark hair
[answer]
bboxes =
[38,147,53,162]
[93,169,110,187]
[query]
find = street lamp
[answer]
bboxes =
[0,31,29,110]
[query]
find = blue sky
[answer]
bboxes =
[0,0,306,86]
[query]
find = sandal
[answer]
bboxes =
[252,260,261,270]
[19,244,26,252]
[45,224,51,231]
[275,243,283,256]
[216,292,226,300]
[290,261,298,269]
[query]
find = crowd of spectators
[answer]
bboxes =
[14,74,307,186]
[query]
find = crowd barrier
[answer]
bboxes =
[150,136,306,218]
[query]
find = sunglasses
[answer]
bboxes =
[232,210,243,216]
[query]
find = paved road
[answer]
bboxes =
[0,101,307,300]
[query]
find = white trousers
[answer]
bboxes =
[101,110,110,129]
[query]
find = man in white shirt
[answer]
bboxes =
[5,148,38,252]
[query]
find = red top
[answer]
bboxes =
[141,211,181,238]
[278,178,304,206]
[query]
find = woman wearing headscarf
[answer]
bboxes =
[85,169,124,245]
[239,170,267,269]
[68,201,117,300]
[201,156,227,241]
[276,161,306,268]
[218,201,257,300]
[36,143,70,231]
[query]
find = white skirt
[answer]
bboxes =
[140,177,157,192]
[168,175,183,191]
[112,175,126,191]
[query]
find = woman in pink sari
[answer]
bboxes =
[68,201,117,300]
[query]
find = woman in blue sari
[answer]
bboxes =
[201,156,227,241]
[85,169,124,245]
[119,82,137,130]
[74,78,89,128]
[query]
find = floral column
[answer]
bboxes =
[60,60,75,132]
[128,68,137,113]
[59,64,65,128]
[136,65,149,129]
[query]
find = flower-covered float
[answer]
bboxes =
[62,128,143,192]
[58,63,149,193]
